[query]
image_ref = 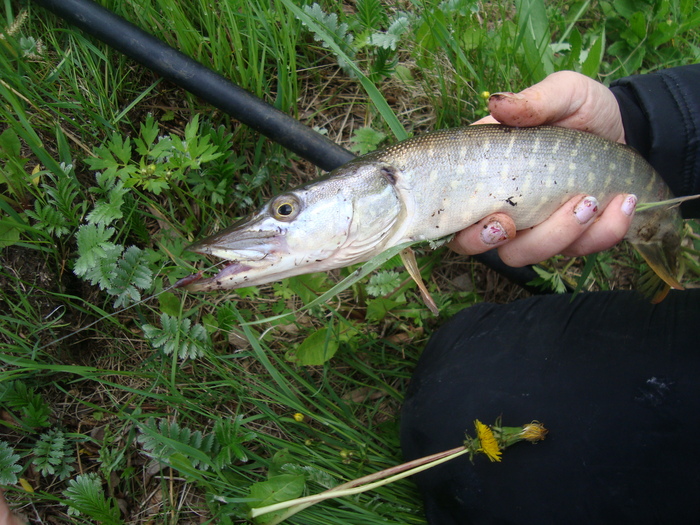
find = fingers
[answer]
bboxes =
[448,213,516,255]
[561,194,637,256]
[495,194,636,267]
[486,71,626,143]
[448,194,636,263]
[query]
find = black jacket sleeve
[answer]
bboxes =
[610,64,700,218]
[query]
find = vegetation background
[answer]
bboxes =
[1,0,699,523]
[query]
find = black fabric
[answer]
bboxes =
[401,290,700,525]
[610,64,700,218]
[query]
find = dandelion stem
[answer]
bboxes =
[250,445,469,522]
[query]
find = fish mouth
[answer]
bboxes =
[185,214,279,259]
[174,261,257,292]
[177,215,286,292]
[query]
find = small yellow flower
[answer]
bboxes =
[19,478,34,493]
[293,412,305,422]
[475,420,502,462]
[481,91,491,99]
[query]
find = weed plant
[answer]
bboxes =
[1,0,699,523]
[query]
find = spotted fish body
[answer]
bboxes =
[183,125,682,298]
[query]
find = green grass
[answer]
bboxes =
[1,0,699,523]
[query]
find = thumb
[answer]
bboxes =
[487,71,625,142]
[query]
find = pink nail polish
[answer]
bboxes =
[621,194,637,216]
[481,220,509,245]
[574,196,599,224]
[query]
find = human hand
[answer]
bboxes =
[449,71,638,266]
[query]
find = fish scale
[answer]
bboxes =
[181,124,683,302]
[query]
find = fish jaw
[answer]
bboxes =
[181,212,351,292]
[182,215,286,291]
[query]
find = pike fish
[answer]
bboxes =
[180,125,683,300]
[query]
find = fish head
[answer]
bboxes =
[181,161,404,291]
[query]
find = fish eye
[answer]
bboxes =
[277,203,293,216]
[271,195,300,221]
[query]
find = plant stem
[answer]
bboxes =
[250,445,469,522]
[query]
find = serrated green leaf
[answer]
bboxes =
[183,114,200,145]
[529,265,568,294]
[80,244,123,289]
[107,132,132,165]
[63,473,121,524]
[73,223,119,277]
[349,126,387,155]
[142,313,210,360]
[32,429,75,480]
[366,270,401,297]
[368,15,410,50]
[108,246,153,308]
[138,177,170,195]
[84,147,117,172]
[136,418,220,473]
[0,441,22,485]
[136,114,161,154]
[86,181,126,225]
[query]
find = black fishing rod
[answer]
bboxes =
[31,0,548,293]
[30,0,354,172]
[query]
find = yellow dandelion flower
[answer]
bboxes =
[481,91,491,99]
[293,412,305,422]
[475,420,502,462]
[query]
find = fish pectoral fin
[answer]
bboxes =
[632,241,684,304]
[400,247,439,316]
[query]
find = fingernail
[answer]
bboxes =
[574,196,599,224]
[489,91,524,101]
[621,194,637,216]
[481,219,509,245]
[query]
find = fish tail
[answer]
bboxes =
[631,240,684,304]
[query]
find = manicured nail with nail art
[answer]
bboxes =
[621,194,637,216]
[481,219,509,245]
[574,196,599,224]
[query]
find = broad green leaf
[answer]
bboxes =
[0,221,20,248]
[515,0,554,81]
[291,328,339,365]
[287,273,331,305]
[582,31,605,78]
[0,128,21,157]
[158,291,182,317]
[249,473,306,509]
[366,297,400,323]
